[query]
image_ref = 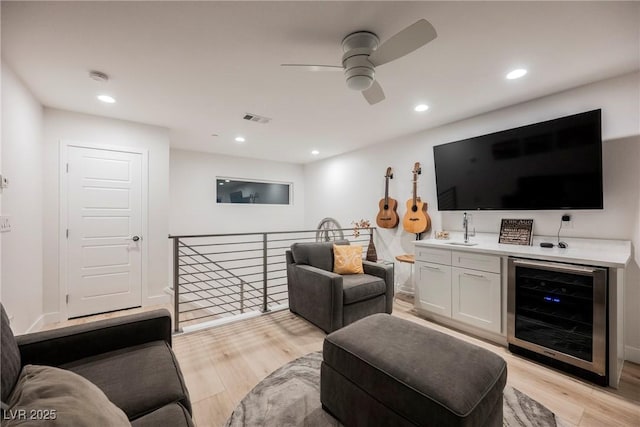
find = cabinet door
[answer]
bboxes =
[415,262,452,317]
[452,267,501,333]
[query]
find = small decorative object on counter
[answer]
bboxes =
[499,219,534,245]
[352,219,377,261]
[435,231,450,240]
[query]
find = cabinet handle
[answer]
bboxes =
[423,265,442,272]
[463,272,486,279]
[512,259,597,274]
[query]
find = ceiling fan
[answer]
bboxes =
[282,19,437,105]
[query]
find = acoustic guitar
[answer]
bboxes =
[376,167,399,228]
[402,162,431,234]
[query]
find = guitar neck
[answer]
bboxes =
[412,176,417,206]
[384,177,389,204]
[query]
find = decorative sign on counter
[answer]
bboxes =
[499,219,534,245]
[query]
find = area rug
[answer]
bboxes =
[225,352,567,427]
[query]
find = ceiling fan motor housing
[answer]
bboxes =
[342,31,379,91]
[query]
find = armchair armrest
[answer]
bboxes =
[363,261,394,314]
[17,309,172,367]
[291,264,344,333]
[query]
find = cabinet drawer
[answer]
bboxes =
[415,248,452,266]
[452,251,500,273]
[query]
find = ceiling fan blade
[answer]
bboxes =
[362,80,385,105]
[369,19,437,67]
[280,64,343,72]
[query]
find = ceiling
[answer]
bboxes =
[2,1,638,164]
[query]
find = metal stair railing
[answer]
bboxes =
[169,227,373,332]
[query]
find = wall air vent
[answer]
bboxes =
[243,113,272,124]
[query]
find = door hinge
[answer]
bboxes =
[66,229,69,239]
[65,294,69,304]
[66,163,69,173]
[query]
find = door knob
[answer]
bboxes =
[131,236,140,242]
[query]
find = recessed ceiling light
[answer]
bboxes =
[311,150,320,155]
[506,69,527,80]
[97,94,116,103]
[219,182,224,186]
[235,136,246,143]
[225,179,230,183]
[414,104,429,112]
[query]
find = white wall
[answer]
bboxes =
[1,62,44,334]
[304,72,640,358]
[169,149,305,235]
[43,109,171,319]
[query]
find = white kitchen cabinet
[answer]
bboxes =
[451,267,501,333]
[415,248,502,334]
[415,261,452,317]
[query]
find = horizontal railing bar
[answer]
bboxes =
[180,287,257,301]
[181,248,263,257]
[178,256,263,266]
[169,227,374,239]
[178,239,264,248]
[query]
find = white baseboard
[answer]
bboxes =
[145,293,170,306]
[25,314,46,333]
[625,345,640,364]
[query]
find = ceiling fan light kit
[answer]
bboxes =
[282,19,437,105]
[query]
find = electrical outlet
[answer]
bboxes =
[0,216,11,232]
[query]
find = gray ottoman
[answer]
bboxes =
[320,314,507,427]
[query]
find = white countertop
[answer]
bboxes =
[414,233,631,268]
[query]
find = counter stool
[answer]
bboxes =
[394,254,415,298]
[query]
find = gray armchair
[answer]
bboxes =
[286,240,394,333]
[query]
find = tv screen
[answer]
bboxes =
[433,109,603,211]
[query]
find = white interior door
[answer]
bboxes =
[66,146,143,318]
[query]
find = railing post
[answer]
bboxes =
[240,281,244,314]
[262,233,269,312]
[173,237,181,333]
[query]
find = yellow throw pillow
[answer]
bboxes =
[333,244,364,274]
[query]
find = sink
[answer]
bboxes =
[445,241,479,246]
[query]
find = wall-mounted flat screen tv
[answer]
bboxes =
[433,109,603,210]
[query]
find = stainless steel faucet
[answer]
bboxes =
[463,212,469,243]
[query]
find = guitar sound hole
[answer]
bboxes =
[412,205,418,212]
[384,204,389,210]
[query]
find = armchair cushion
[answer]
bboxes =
[5,364,130,426]
[342,275,386,305]
[62,341,191,420]
[333,244,364,275]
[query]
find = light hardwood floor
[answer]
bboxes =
[42,299,639,427]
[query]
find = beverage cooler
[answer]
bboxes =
[507,258,608,385]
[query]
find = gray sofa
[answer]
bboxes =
[1,304,193,426]
[286,240,394,333]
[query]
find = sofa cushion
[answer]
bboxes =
[342,274,386,305]
[61,340,191,420]
[1,304,21,403]
[4,364,130,426]
[333,244,364,275]
[290,240,349,272]
[131,403,194,427]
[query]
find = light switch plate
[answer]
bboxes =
[0,216,11,232]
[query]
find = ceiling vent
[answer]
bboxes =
[243,113,271,124]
